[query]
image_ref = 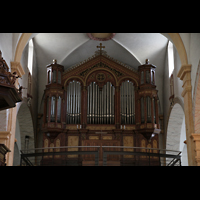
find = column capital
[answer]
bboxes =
[181,85,192,97]
[10,61,25,77]
[177,64,192,80]
[191,133,200,141]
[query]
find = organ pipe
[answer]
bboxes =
[120,81,135,124]
[87,82,115,124]
[66,81,81,124]
[57,96,61,123]
[51,96,56,122]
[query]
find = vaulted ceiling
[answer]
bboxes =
[33,33,168,73]
[32,33,169,110]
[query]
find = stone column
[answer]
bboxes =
[177,64,195,165]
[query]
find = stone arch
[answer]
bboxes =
[193,60,200,133]
[13,102,35,165]
[167,33,188,66]
[14,33,189,66]
[166,102,188,165]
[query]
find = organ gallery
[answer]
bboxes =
[42,44,160,165]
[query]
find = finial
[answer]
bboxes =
[145,59,149,64]
[96,43,105,54]
[53,59,57,64]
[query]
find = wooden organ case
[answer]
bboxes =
[42,46,160,166]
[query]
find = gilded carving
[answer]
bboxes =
[102,136,112,140]
[89,136,99,140]
[79,62,124,78]
[96,73,106,82]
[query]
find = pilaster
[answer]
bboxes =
[191,134,200,166]
[177,64,195,165]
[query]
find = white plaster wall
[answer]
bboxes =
[163,44,170,145]
[189,33,200,98]
[17,40,38,140]
[0,33,13,71]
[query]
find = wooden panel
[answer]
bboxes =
[68,136,79,158]
[55,139,60,158]
[44,139,48,158]
[89,136,99,140]
[123,136,134,158]
[102,135,112,140]
[141,139,146,158]
[49,143,54,158]
[82,139,120,161]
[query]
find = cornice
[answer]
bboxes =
[64,51,138,75]
[177,64,192,80]
[10,61,25,77]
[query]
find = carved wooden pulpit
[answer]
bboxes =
[0,51,22,111]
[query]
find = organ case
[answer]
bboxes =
[42,46,160,165]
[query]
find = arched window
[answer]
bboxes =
[168,41,174,77]
[146,70,150,83]
[53,70,57,83]
[48,70,51,84]
[141,71,144,84]
[28,39,34,75]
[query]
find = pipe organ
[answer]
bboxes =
[42,45,161,165]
